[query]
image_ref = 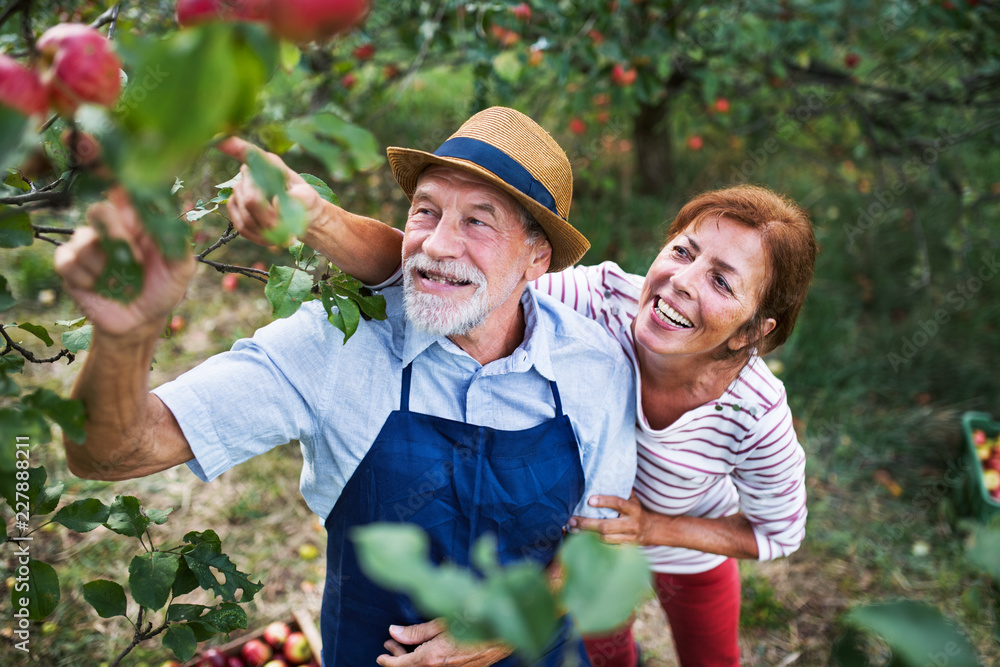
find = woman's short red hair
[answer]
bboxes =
[664,184,818,358]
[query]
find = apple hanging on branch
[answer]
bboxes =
[36,23,122,116]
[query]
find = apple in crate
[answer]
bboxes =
[197,649,228,667]
[263,660,289,667]
[283,632,313,664]
[263,621,291,649]
[242,638,274,666]
[983,469,1000,493]
[227,658,247,667]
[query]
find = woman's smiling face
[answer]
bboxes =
[633,215,775,363]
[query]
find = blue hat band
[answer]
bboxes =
[433,137,564,221]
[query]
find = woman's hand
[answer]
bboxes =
[569,493,659,546]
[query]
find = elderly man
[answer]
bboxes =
[55,107,635,666]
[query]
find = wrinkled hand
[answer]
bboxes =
[54,187,196,338]
[377,619,512,667]
[216,136,329,248]
[569,493,653,545]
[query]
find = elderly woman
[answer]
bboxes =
[225,141,815,666]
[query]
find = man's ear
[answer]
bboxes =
[524,238,552,282]
[728,317,777,351]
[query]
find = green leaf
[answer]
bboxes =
[62,325,93,353]
[129,552,181,610]
[10,560,60,621]
[0,274,15,311]
[22,388,87,442]
[33,481,64,516]
[146,507,173,525]
[0,107,30,172]
[321,283,361,342]
[185,620,217,642]
[104,495,150,537]
[55,316,87,328]
[53,498,110,532]
[0,371,17,396]
[5,169,31,192]
[183,529,222,552]
[182,545,263,603]
[199,602,248,633]
[299,173,339,205]
[0,354,25,374]
[0,207,33,248]
[844,601,981,667]
[167,603,209,622]
[1,467,50,517]
[480,563,559,658]
[559,531,650,634]
[163,623,199,662]
[94,237,144,303]
[0,519,6,541]
[246,149,308,245]
[351,523,435,591]
[15,322,53,347]
[265,266,313,319]
[82,580,128,618]
[171,558,200,598]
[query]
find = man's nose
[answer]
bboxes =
[422,213,464,260]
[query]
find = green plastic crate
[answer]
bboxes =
[957,412,1000,524]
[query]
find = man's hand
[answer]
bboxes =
[216,136,329,248]
[54,187,196,338]
[377,620,512,667]
[569,493,654,545]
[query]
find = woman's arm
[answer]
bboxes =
[569,494,760,560]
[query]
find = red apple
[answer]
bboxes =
[341,72,357,89]
[611,63,636,87]
[263,621,291,649]
[510,3,532,21]
[973,429,987,446]
[228,0,268,21]
[227,657,247,667]
[266,0,370,43]
[0,55,48,117]
[353,42,375,60]
[242,638,273,666]
[527,48,543,67]
[37,23,121,115]
[383,63,401,79]
[176,0,224,25]
[983,468,1000,492]
[596,110,610,124]
[222,273,239,292]
[569,118,586,135]
[160,662,183,667]
[844,52,861,69]
[169,314,186,333]
[985,455,1000,473]
[713,97,730,114]
[282,632,312,665]
[686,135,704,151]
[588,29,604,45]
[263,660,289,667]
[198,649,228,667]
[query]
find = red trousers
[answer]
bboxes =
[582,558,741,667]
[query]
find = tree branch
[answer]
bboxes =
[0,324,75,364]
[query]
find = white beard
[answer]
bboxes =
[403,253,491,336]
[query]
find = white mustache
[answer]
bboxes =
[404,253,486,287]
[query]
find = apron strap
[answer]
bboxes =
[550,380,564,417]
[400,363,413,412]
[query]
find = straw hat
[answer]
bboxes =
[386,106,589,273]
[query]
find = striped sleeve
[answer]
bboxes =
[730,396,808,561]
[532,261,644,320]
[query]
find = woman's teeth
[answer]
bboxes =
[655,299,693,328]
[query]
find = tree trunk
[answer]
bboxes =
[633,98,673,196]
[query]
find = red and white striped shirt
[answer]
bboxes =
[534,261,807,574]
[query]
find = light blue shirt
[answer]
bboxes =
[152,286,637,520]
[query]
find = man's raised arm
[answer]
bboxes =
[54,188,196,480]
[217,137,403,285]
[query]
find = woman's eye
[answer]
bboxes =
[671,245,689,258]
[714,274,732,293]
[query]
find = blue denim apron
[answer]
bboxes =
[321,363,591,666]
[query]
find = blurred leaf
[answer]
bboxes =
[163,624,198,662]
[104,495,150,537]
[843,601,980,667]
[299,173,339,205]
[94,237,144,303]
[481,563,560,658]
[62,325,93,354]
[11,559,59,620]
[1,466,50,516]
[352,523,435,590]
[0,107,30,172]
[14,323,53,347]
[22,388,86,442]
[129,552,181,610]
[0,207,32,248]
[82,580,128,619]
[53,498,110,533]
[0,354,25,374]
[265,266,313,319]
[559,531,650,634]
[246,149,308,245]
[55,316,87,328]
[146,507,173,525]
[0,274,15,311]
[4,169,30,192]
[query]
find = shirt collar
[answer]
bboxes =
[397,286,556,381]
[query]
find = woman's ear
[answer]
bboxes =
[728,317,777,351]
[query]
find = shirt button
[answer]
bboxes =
[603,289,612,298]
[610,306,619,316]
